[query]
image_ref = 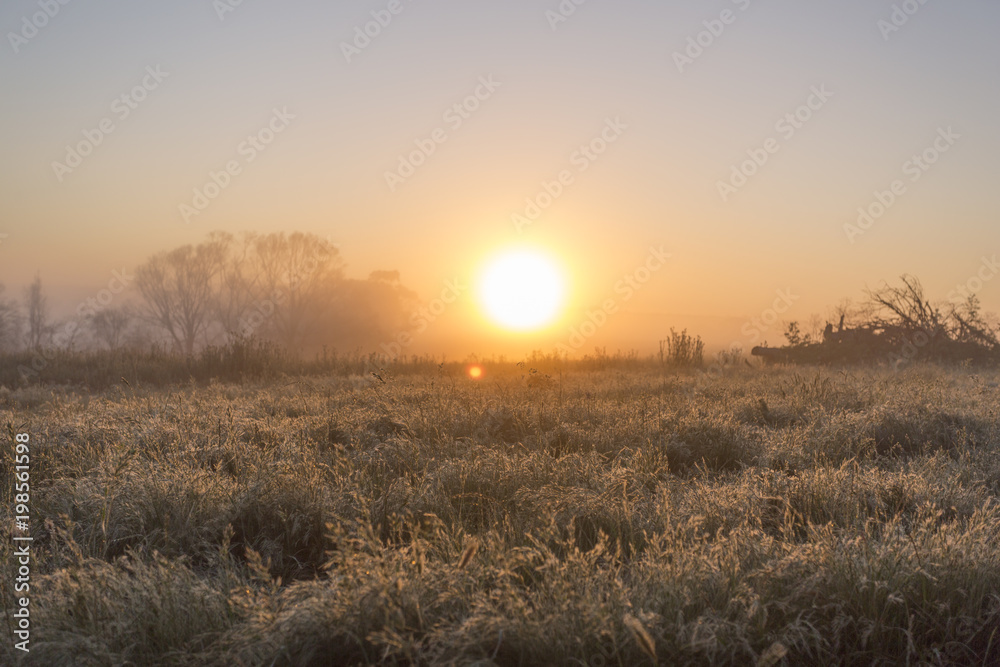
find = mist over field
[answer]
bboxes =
[3,1,1000,665]
[3,2,1000,358]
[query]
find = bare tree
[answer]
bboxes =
[23,275,51,350]
[250,232,343,349]
[0,284,22,352]
[88,306,135,350]
[211,231,260,338]
[135,240,226,354]
[804,313,825,341]
[134,230,420,355]
[827,297,867,331]
[326,270,419,349]
[864,274,945,336]
[949,294,999,350]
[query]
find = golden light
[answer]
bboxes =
[478,249,565,331]
[467,364,484,379]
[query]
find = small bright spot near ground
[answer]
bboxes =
[467,365,483,379]
[478,249,565,331]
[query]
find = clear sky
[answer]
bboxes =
[2,0,998,355]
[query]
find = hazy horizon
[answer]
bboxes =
[2,0,999,358]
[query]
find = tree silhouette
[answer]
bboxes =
[23,274,51,351]
[136,240,225,355]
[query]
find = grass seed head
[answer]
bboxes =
[624,613,657,663]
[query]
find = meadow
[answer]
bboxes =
[2,356,1000,666]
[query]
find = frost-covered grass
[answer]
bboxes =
[2,362,999,665]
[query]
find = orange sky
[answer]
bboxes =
[2,1,998,356]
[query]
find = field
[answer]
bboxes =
[3,359,1000,665]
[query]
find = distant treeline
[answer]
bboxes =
[0,231,419,359]
[2,260,998,389]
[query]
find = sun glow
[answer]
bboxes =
[478,249,565,331]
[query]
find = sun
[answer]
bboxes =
[478,249,565,331]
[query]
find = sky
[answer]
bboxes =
[1,0,999,356]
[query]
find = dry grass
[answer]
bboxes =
[2,361,1000,665]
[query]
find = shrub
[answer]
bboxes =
[660,328,705,368]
